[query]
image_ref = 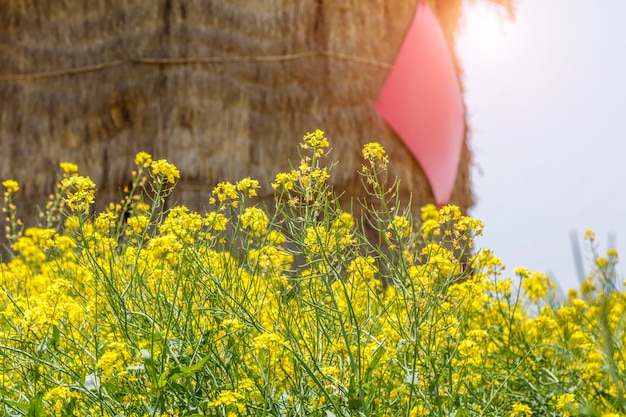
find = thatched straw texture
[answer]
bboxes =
[0,0,512,239]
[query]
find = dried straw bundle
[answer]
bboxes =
[0,0,512,237]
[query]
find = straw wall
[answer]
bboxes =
[0,0,511,245]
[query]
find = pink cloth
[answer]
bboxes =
[376,0,465,207]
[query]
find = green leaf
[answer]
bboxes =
[3,399,29,413]
[169,382,186,394]
[157,370,169,389]
[141,349,159,385]
[456,407,469,417]
[180,353,212,375]
[52,325,60,350]
[347,375,361,410]
[169,353,213,383]
[167,368,185,382]
[26,393,45,417]
[364,343,386,381]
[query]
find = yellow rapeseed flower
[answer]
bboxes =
[221,318,244,332]
[580,277,597,296]
[521,271,555,302]
[254,332,286,351]
[302,129,330,149]
[151,159,180,184]
[420,204,439,222]
[207,390,246,413]
[388,215,412,239]
[96,341,131,382]
[347,256,378,281]
[240,207,269,237]
[205,212,228,231]
[362,142,389,169]
[59,162,79,175]
[126,215,150,236]
[439,204,462,223]
[236,177,260,198]
[159,206,203,242]
[304,225,332,256]
[511,403,533,417]
[135,151,153,168]
[333,212,355,229]
[555,393,578,413]
[362,142,386,161]
[310,167,330,183]
[249,245,290,272]
[494,277,514,298]
[61,175,96,212]
[409,404,430,417]
[212,182,238,203]
[272,171,298,191]
[267,230,286,245]
[95,211,116,234]
[2,179,19,193]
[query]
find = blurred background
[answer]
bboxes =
[457,0,626,292]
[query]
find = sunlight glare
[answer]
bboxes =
[458,2,510,52]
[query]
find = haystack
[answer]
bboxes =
[0,0,513,242]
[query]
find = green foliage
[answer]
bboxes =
[1,130,625,417]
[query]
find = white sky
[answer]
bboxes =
[456,0,626,292]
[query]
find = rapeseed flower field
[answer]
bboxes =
[1,131,625,416]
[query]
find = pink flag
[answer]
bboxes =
[376,0,464,207]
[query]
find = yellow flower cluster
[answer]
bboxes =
[388,215,412,239]
[301,129,330,151]
[1,138,625,417]
[135,151,153,168]
[205,211,228,231]
[362,142,389,169]
[61,175,96,212]
[303,212,355,261]
[2,179,20,193]
[150,159,180,184]
[240,207,269,237]
[517,267,557,302]
[236,177,260,198]
[59,162,79,175]
[511,403,533,417]
[212,181,238,205]
[207,390,246,413]
[272,171,298,191]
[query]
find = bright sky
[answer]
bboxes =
[456,0,626,292]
